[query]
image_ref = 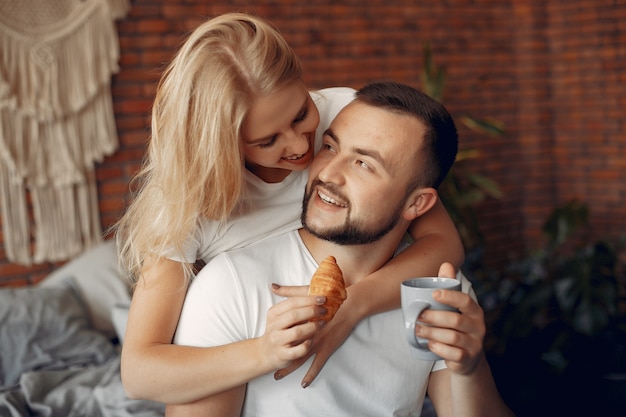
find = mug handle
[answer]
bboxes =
[403,300,431,350]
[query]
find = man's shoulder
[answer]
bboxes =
[223,230,301,257]
[189,230,312,312]
[200,230,304,278]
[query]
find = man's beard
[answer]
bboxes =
[301,181,404,245]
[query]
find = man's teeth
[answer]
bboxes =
[318,191,342,206]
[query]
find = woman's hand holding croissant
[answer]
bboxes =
[259,291,327,371]
[270,283,358,387]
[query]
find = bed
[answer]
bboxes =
[0,240,165,417]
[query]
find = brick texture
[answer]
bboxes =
[1,0,624,286]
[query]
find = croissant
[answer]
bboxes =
[308,256,347,322]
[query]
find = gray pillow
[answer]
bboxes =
[0,285,117,389]
[111,302,130,344]
[39,240,131,338]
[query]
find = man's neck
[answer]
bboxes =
[298,228,404,286]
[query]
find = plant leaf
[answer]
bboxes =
[420,41,445,102]
[455,149,482,162]
[466,173,504,199]
[461,116,505,136]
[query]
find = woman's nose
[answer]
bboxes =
[285,128,309,154]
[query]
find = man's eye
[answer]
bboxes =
[320,143,335,153]
[356,160,370,169]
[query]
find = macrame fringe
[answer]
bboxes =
[107,0,131,20]
[0,0,121,120]
[0,163,30,264]
[30,170,103,264]
[0,0,129,265]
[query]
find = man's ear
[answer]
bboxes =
[403,188,438,221]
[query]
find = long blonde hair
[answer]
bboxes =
[116,13,303,284]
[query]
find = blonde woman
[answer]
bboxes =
[116,12,464,404]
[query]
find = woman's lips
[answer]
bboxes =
[283,141,314,166]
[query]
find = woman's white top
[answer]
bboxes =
[171,87,356,264]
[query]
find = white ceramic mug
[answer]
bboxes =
[401,277,461,360]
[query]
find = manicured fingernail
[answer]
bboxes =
[316,296,326,304]
[318,320,326,328]
[274,372,283,380]
[301,381,309,389]
[271,283,280,290]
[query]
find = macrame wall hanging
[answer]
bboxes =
[0,0,130,265]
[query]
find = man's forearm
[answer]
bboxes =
[450,353,515,417]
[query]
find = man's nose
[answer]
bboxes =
[317,155,345,185]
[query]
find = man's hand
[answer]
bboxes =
[270,284,356,387]
[417,262,486,375]
[259,288,327,371]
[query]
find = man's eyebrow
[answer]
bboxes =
[247,96,309,145]
[324,127,338,142]
[324,127,388,170]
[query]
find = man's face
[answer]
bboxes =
[302,100,426,245]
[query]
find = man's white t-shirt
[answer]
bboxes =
[172,87,356,264]
[175,230,475,417]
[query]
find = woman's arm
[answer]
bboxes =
[165,385,246,417]
[274,199,464,386]
[121,257,260,403]
[121,257,324,403]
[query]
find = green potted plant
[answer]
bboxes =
[483,201,626,416]
[419,42,504,253]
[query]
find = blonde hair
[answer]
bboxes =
[116,13,303,284]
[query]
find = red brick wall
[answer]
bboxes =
[1,0,624,286]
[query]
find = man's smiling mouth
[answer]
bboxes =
[318,190,347,207]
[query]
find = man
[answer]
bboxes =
[168,81,514,417]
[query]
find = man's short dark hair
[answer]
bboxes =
[355,81,458,189]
